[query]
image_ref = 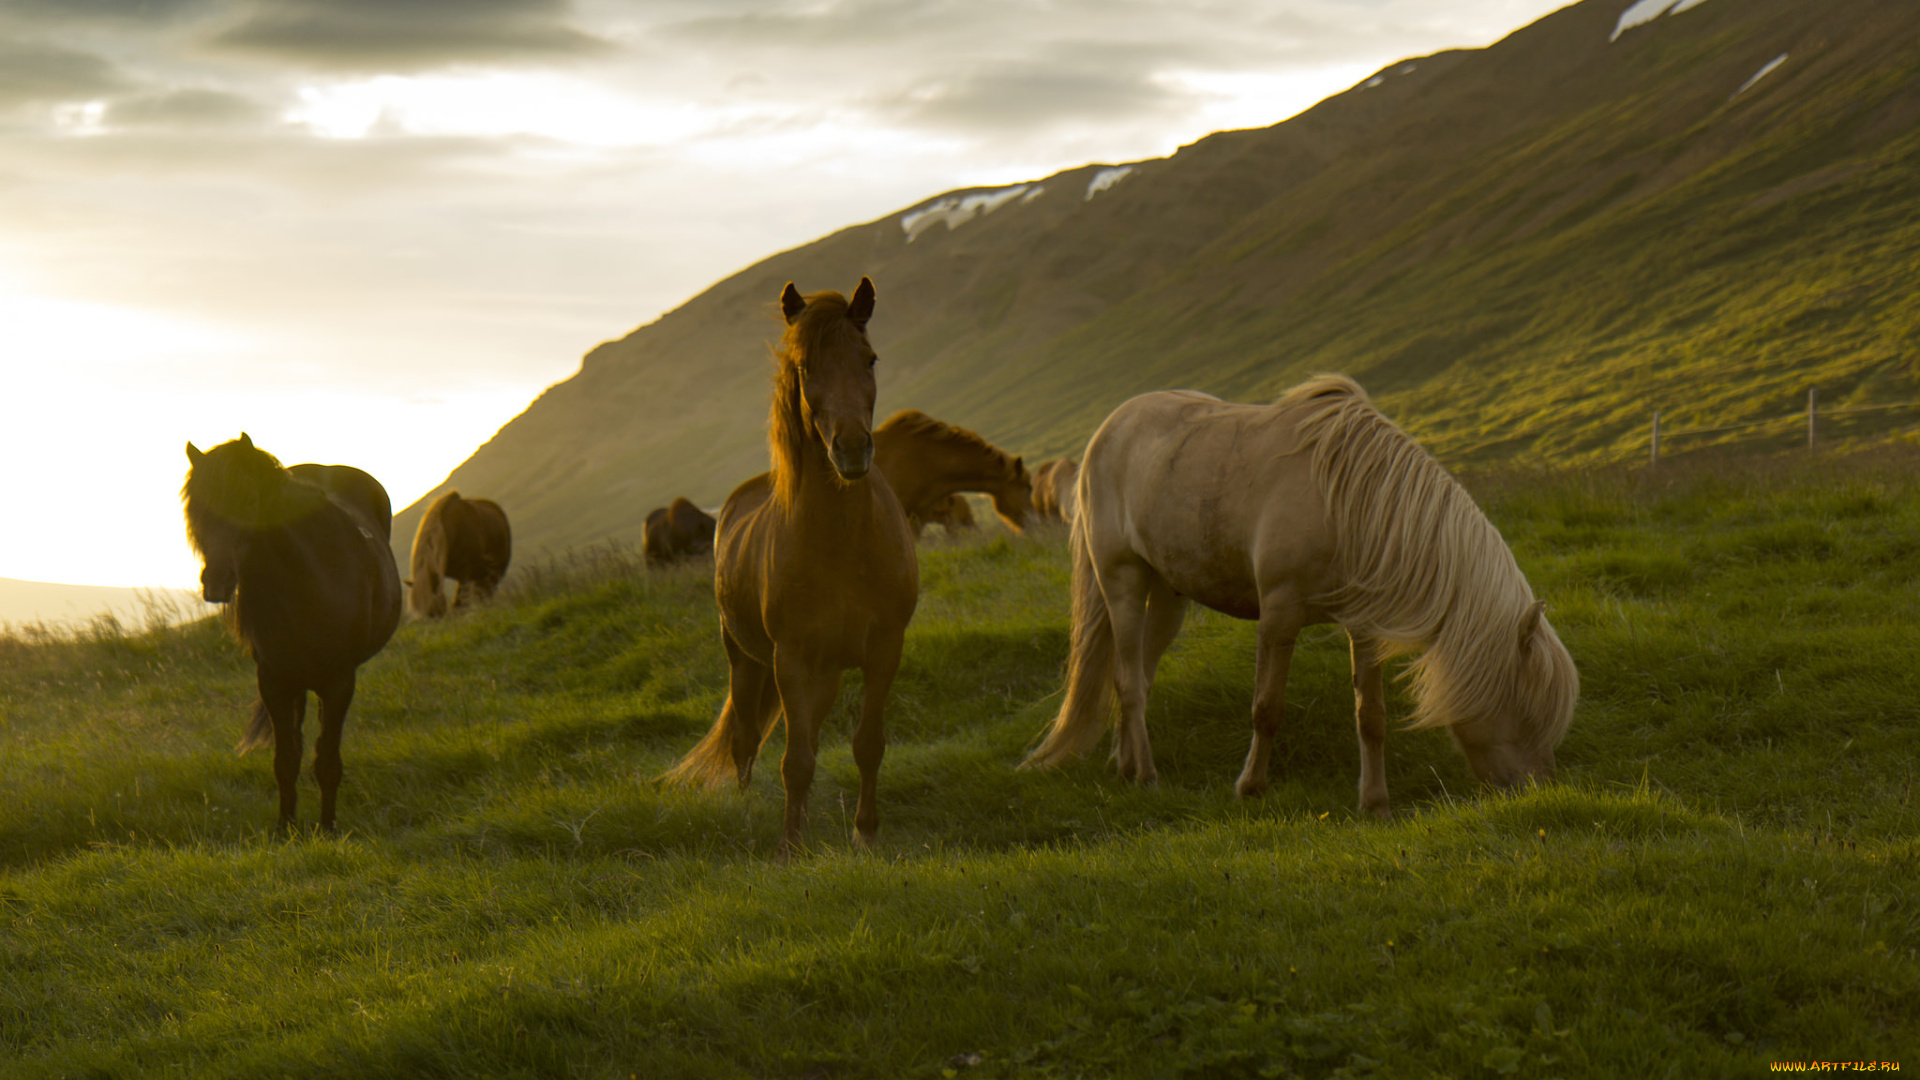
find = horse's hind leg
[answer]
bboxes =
[452,579,473,609]
[1350,635,1391,818]
[1236,605,1302,799]
[1099,558,1160,784]
[259,671,307,831]
[313,671,356,835]
[722,630,778,787]
[852,637,904,849]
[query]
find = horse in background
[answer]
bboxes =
[644,498,718,568]
[1030,458,1080,524]
[919,492,977,536]
[1022,376,1577,817]
[872,409,1032,537]
[408,491,511,618]
[665,277,918,858]
[182,433,403,833]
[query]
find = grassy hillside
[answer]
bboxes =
[4,453,1917,1076]
[393,0,1920,564]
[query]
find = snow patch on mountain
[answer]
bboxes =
[1612,0,1718,42]
[901,185,1032,241]
[1733,53,1788,97]
[1085,166,1133,201]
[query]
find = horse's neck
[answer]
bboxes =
[782,439,881,536]
[903,443,999,504]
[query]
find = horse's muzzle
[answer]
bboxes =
[201,566,235,604]
[829,438,874,481]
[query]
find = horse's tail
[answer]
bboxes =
[1022,514,1115,769]
[662,679,776,789]
[235,698,274,755]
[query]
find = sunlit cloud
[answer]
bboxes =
[286,73,713,146]
[1157,63,1382,132]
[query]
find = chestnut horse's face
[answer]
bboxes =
[786,277,879,483]
[990,462,1035,533]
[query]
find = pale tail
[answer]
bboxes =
[235,698,273,754]
[1021,516,1116,768]
[662,691,777,788]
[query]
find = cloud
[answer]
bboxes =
[0,0,213,27]
[0,38,128,108]
[208,0,613,71]
[886,58,1188,135]
[105,87,266,128]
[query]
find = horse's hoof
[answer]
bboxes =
[853,829,877,852]
[1235,777,1268,799]
[1362,802,1392,820]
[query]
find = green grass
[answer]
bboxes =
[2,458,1917,1077]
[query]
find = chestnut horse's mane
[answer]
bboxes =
[768,289,861,508]
[875,410,1025,480]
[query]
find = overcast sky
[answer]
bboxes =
[0,0,1573,592]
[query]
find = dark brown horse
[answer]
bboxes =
[1030,458,1080,524]
[643,497,718,568]
[407,491,511,618]
[917,492,977,536]
[872,409,1032,535]
[666,277,918,858]
[182,434,403,833]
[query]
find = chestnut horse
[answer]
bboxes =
[644,497,718,568]
[666,278,918,857]
[183,434,402,832]
[1030,458,1080,524]
[1023,376,1577,816]
[872,410,1032,536]
[918,492,977,536]
[407,491,511,618]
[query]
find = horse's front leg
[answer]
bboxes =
[1236,604,1301,799]
[313,671,357,835]
[258,671,307,832]
[772,649,840,861]
[1350,634,1391,818]
[852,636,903,849]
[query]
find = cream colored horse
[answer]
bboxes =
[1023,375,1577,816]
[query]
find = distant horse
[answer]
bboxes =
[182,433,403,833]
[644,498,718,568]
[872,409,1032,536]
[1022,376,1577,816]
[918,492,977,536]
[665,278,918,857]
[407,491,511,618]
[1030,458,1080,524]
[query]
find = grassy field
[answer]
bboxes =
[2,454,1917,1077]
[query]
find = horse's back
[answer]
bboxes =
[288,463,394,542]
[243,488,402,679]
[1084,390,1332,620]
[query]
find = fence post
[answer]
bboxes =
[1807,388,1818,451]
[1650,409,1661,466]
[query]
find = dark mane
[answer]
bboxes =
[769,289,862,507]
[181,441,327,564]
[875,409,1025,480]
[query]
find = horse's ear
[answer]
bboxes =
[1012,455,1025,477]
[848,276,875,328]
[238,432,254,449]
[186,442,203,464]
[781,282,806,325]
[1518,600,1547,654]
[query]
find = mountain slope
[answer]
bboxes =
[395,0,1920,560]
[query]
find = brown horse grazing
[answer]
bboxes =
[407,491,511,618]
[872,410,1032,536]
[665,277,918,858]
[643,497,718,568]
[1030,458,1080,524]
[917,492,977,536]
[1023,376,1577,817]
[183,434,403,833]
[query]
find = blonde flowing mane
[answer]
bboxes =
[768,290,863,508]
[408,492,454,616]
[1286,375,1576,746]
[875,410,1026,481]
